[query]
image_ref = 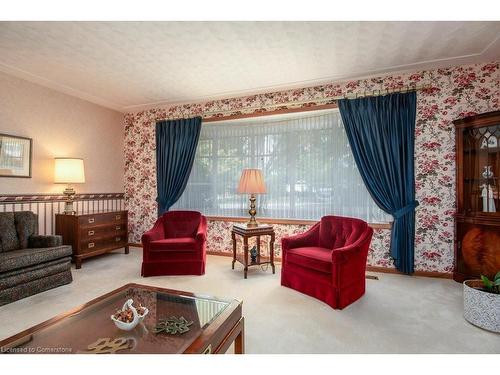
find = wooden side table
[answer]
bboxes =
[231,224,275,279]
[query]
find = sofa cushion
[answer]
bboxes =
[15,211,38,249]
[150,237,198,252]
[29,235,63,248]
[0,246,72,273]
[0,270,72,306]
[0,257,71,291]
[0,212,20,252]
[286,246,332,274]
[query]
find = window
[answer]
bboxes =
[172,109,391,223]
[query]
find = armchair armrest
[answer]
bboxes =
[331,227,374,264]
[141,217,165,244]
[196,216,207,242]
[281,222,320,253]
[29,235,62,248]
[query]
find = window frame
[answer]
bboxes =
[172,105,392,227]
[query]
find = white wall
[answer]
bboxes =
[0,71,124,194]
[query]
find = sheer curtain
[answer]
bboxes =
[172,109,391,223]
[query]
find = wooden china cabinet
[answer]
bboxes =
[454,111,500,282]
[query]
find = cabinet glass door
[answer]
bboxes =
[462,124,500,214]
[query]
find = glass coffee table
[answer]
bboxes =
[0,283,244,354]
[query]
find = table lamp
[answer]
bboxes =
[237,168,266,227]
[54,158,85,214]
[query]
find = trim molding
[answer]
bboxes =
[205,215,392,230]
[203,103,338,122]
[365,266,453,279]
[0,193,125,203]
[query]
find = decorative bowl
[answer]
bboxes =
[111,298,149,331]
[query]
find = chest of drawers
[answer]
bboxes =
[55,210,129,269]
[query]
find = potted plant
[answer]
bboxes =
[463,271,500,333]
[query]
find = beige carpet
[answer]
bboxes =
[0,248,498,353]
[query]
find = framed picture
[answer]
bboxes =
[0,133,32,178]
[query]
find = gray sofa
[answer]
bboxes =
[0,211,73,306]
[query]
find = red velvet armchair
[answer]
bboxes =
[141,211,207,277]
[281,216,373,309]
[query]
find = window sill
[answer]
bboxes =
[205,215,392,230]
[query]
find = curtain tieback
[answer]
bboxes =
[392,200,419,219]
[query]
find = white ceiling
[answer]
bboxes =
[0,21,499,112]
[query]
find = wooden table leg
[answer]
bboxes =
[270,233,275,274]
[256,236,261,263]
[231,232,236,270]
[124,245,130,254]
[235,317,245,354]
[243,237,249,279]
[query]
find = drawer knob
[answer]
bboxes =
[115,237,121,242]
[88,230,95,236]
[115,226,121,231]
[88,218,95,224]
[88,242,95,248]
[115,215,121,220]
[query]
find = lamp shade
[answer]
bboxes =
[54,158,85,184]
[237,169,266,194]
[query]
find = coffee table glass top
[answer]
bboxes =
[1,284,233,354]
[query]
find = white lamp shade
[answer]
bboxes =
[54,158,85,184]
[237,169,266,194]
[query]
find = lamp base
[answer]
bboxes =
[245,220,259,228]
[63,186,76,215]
[246,194,259,227]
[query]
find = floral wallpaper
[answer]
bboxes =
[124,61,499,273]
[205,220,390,267]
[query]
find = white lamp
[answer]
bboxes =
[237,169,267,227]
[54,158,85,214]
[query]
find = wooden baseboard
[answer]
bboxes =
[130,244,452,279]
[366,266,453,279]
[207,250,231,257]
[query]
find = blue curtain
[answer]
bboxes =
[155,117,202,216]
[338,92,418,274]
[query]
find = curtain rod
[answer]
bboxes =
[164,83,432,120]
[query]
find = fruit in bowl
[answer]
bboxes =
[111,299,149,330]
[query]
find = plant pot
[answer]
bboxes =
[463,280,500,333]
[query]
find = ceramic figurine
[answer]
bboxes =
[480,184,496,213]
[250,245,258,263]
[482,165,494,179]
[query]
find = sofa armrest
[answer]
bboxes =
[28,235,62,248]
[331,243,359,264]
[281,222,320,254]
[196,216,207,242]
[332,227,373,265]
[141,217,165,244]
[331,227,374,264]
[141,217,165,262]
